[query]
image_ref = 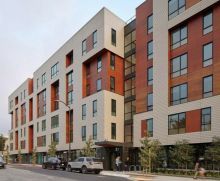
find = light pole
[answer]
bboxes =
[54,100,71,162]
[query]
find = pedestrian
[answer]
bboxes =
[124,157,130,171]
[115,156,122,171]
[193,161,200,179]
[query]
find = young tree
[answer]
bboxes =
[205,136,220,170]
[32,147,37,165]
[0,134,5,152]
[169,140,194,169]
[82,136,95,157]
[139,137,163,173]
[18,147,22,164]
[48,142,57,157]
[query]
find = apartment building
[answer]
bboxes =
[8,0,220,169]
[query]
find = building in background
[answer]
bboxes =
[8,0,220,169]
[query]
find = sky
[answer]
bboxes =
[0,0,144,136]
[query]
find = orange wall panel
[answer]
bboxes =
[186,109,201,133]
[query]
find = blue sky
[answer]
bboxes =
[0,0,144,135]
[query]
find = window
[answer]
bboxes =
[96,79,102,91]
[110,76,115,92]
[168,0,185,20]
[203,11,213,35]
[24,90,26,99]
[82,39,87,56]
[42,73,46,86]
[82,104,86,120]
[66,50,73,67]
[203,75,213,98]
[20,92,23,101]
[42,120,46,132]
[93,123,97,140]
[37,135,46,147]
[168,112,186,135]
[51,63,59,79]
[97,56,102,72]
[203,42,213,67]
[37,122,39,133]
[51,132,59,143]
[171,83,187,105]
[147,14,153,33]
[111,28,116,46]
[67,91,73,105]
[171,25,187,49]
[24,128,26,137]
[124,30,136,54]
[81,126,86,141]
[67,71,73,87]
[93,100,97,117]
[20,129,22,137]
[42,135,46,146]
[147,118,153,137]
[93,30,97,48]
[51,115,59,129]
[171,53,187,78]
[147,41,153,59]
[110,53,115,70]
[147,67,153,85]
[201,107,211,131]
[111,99,116,116]
[125,124,133,142]
[37,78,39,89]
[111,123,116,140]
[147,93,153,111]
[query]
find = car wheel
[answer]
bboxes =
[81,166,87,174]
[52,165,56,170]
[67,165,72,172]
[95,170,100,174]
[42,164,47,169]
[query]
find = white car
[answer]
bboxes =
[67,157,103,174]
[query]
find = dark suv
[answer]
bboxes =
[42,157,67,170]
[0,156,6,169]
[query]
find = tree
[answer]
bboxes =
[32,147,37,165]
[48,142,57,157]
[82,136,95,157]
[139,137,163,173]
[18,147,22,164]
[169,140,194,169]
[0,134,5,151]
[205,136,220,170]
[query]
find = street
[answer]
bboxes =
[0,165,129,181]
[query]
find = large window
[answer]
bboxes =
[96,79,102,91]
[82,104,86,120]
[93,100,97,117]
[203,42,213,67]
[171,25,187,49]
[203,11,213,35]
[110,53,115,70]
[147,67,153,85]
[111,123,116,140]
[51,63,59,79]
[147,14,153,34]
[51,115,59,129]
[147,93,153,111]
[171,53,187,78]
[111,28,116,46]
[171,83,187,105]
[147,41,153,60]
[51,132,59,143]
[124,100,136,121]
[125,54,136,76]
[203,75,213,98]
[93,30,97,48]
[93,123,97,140]
[37,89,46,118]
[168,112,186,135]
[124,30,136,54]
[168,0,185,20]
[67,71,73,105]
[81,126,86,141]
[201,107,211,131]
[97,56,102,72]
[110,76,115,92]
[67,91,73,105]
[67,71,73,87]
[42,120,46,132]
[147,118,153,137]
[125,123,133,142]
[124,77,135,99]
[111,99,116,116]
[82,39,87,56]
[42,73,46,86]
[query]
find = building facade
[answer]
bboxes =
[8,0,220,169]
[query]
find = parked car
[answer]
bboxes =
[0,156,6,169]
[42,157,62,170]
[67,157,103,174]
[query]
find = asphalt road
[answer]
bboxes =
[0,165,129,181]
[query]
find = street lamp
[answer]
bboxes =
[54,99,71,162]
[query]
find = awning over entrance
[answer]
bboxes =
[95,141,123,147]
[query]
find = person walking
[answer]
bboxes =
[115,156,122,171]
[194,161,200,179]
[124,157,130,171]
